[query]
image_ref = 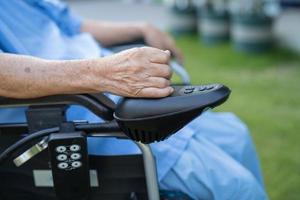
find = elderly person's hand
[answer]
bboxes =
[141,23,184,64]
[98,47,174,98]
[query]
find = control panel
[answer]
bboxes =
[172,84,222,97]
[48,132,90,199]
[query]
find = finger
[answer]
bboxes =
[164,38,184,64]
[147,63,173,79]
[148,49,171,64]
[138,87,174,98]
[146,77,171,88]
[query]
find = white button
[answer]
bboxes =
[57,154,68,161]
[70,153,81,160]
[69,145,80,152]
[56,146,66,153]
[71,161,82,168]
[58,162,68,169]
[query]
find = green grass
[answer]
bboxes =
[175,35,300,200]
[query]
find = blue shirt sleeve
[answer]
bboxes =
[31,0,82,35]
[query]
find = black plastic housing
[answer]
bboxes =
[114,84,231,143]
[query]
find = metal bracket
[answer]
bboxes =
[25,105,67,133]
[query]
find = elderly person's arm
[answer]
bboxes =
[81,20,183,63]
[0,47,173,99]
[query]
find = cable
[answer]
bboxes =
[75,121,121,133]
[0,127,59,165]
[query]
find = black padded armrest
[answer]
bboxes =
[0,93,116,121]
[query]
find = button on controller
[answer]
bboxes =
[57,154,68,161]
[206,85,214,90]
[178,84,220,96]
[56,146,66,153]
[58,162,68,169]
[184,87,195,94]
[54,144,83,170]
[70,144,80,152]
[65,145,83,170]
[70,153,81,160]
[71,161,82,168]
[198,86,206,91]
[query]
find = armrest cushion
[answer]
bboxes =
[0,93,116,121]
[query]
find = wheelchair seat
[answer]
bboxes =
[0,84,230,200]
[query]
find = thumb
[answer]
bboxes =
[164,50,171,57]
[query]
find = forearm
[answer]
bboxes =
[0,53,105,99]
[0,47,173,99]
[81,20,146,46]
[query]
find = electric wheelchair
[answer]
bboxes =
[0,51,231,199]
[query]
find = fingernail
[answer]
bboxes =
[164,50,171,55]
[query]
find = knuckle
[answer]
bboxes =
[163,53,170,63]
[137,88,148,97]
[163,66,172,77]
[161,79,170,87]
[133,89,142,97]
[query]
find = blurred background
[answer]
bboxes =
[66,0,300,199]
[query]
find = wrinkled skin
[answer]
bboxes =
[99,47,174,98]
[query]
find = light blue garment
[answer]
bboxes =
[159,112,267,199]
[0,0,100,59]
[0,1,267,199]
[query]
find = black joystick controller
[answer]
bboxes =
[114,84,231,143]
